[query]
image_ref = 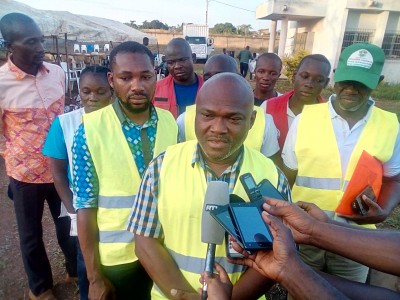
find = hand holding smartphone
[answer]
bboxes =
[351,185,377,215]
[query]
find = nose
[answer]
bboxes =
[88,92,97,101]
[210,117,228,134]
[130,77,144,92]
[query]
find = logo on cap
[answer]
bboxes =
[347,49,373,69]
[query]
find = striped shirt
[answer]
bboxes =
[0,58,65,183]
[127,144,291,237]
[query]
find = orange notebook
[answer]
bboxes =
[335,151,382,215]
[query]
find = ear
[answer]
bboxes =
[107,72,114,89]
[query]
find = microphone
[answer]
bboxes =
[201,181,229,300]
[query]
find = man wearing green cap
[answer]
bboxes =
[281,43,400,283]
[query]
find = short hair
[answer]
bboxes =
[255,53,282,70]
[143,36,149,46]
[0,13,37,45]
[298,54,331,74]
[109,41,154,70]
[79,65,110,84]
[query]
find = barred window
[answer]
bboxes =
[382,32,400,59]
[341,29,374,51]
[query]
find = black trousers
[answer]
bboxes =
[9,177,77,296]
[240,62,249,78]
[102,260,153,300]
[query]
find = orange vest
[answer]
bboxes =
[152,74,204,118]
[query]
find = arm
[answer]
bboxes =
[135,235,195,298]
[319,270,400,300]
[231,268,274,300]
[264,198,400,276]
[72,124,115,299]
[77,208,114,299]
[50,158,75,213]
[231,214,348,300]
[342,174,400,224]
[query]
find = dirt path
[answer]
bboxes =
[0,157,78,300]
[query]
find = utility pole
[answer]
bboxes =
[206,0,209,26]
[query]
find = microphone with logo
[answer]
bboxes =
[201,181,229,300]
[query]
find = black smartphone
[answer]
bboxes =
[258,178,290,202]
[240,173,263,202]
[210,204,242,245]
[228,202,273,251]
[352,185,376,215]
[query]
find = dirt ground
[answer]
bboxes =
[1,80,400,299]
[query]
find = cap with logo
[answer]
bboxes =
[334,43,385,89]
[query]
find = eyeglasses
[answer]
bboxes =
[166,57,191,67]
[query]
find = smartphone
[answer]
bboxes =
[229,202,273,251]
[352,185,376,215]
[210,204,242,244]
[258,178,290,202]
[240,173,263,202]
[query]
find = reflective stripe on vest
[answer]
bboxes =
[153,140,278,299]
[84,104,177,266]
[293,103,398,216]
[184,104,265,151]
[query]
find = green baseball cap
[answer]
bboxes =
[334,43,385,89]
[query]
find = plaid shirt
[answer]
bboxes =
[127,144,292,238]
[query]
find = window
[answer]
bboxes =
[185,36,206,44]
[341,29,374,51]
[382,31,400,59]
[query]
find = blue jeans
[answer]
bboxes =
[77,239,89,300]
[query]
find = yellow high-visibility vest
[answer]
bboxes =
[153,140,278,299]
[84,104,177,266]
[293,103,398,227]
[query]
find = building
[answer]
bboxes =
[256,0,400,84]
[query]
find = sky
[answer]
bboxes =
[14,0,270,31]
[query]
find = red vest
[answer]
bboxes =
[266,90,325,151]
[152,74,204,119]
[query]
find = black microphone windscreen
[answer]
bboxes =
[201,181,229,244]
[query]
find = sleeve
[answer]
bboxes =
[42,117,68,159]
[383,130,400,177]
[72,124,99,209]
[281,115,300,170]
[127,152,165,239]
[176,112,186,142]
[0,108,5,156]
[260,101,267,111]
[275,167,292,202]
[260,114,280,157]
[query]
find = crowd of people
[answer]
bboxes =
[0,11,399,300]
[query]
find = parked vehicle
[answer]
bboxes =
[183,23,214,63]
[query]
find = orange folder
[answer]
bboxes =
[335,150,382,215]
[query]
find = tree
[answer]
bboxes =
[282,49,309,82]
[124,20,138,29]
[141,20,169,30]
[210,23,236,34]
[237,24,252,36]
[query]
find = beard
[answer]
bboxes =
[119,98,150,114]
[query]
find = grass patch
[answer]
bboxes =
[371,83,400,101]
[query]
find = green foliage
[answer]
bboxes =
[210,23,236,34]
[282,49,309,82]
[140,20,169,30]
[371,82,400,101]
[237,24,252,35]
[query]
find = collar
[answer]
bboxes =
[7,56,49,80]
[328,94,375,122]
[112,99,158,127]
[191,143,244,174]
